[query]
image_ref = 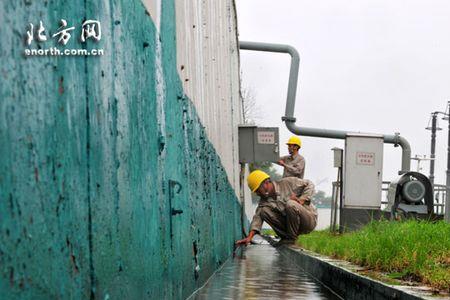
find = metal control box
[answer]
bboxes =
[343,134,383,208]
[238,126,279,163]
[332,147,343,168]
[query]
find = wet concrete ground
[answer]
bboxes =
[190,239,342,300]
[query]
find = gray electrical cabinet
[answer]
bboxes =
[238,125,279,163]
[343,133,384,208]
[340,133,385,231]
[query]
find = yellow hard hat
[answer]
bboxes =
[286,136,302,148]
[247,170,270,192]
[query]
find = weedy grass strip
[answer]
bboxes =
[297,220,450,292]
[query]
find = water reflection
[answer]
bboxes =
[191,243,341,300]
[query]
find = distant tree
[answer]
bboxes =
[249,162,282,181]
[240,85,263,124]
[312,190,332,207]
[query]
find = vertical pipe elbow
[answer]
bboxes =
[238,41,300,119]
[384,134,411,173]
[397,136,412,173]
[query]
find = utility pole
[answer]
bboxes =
[426,103,450,222]
[426,113,439,187]
[445,101,450,222]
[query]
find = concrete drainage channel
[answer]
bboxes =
[271,238,446,300]
[188,236,341,300]
[188,235,446,300]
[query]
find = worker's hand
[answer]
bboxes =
[235,237,252,246]
[290,193,305,205]
[277,160,285,166]
[297,197,306,205]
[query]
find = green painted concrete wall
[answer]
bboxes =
[0,0,243,299]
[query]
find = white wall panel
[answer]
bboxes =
[174,0,242,193]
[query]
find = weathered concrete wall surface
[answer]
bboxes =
[0,0,243,299]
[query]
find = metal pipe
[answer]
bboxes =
[239,163,248,236]
[240,41,300,117]
[338,156,344,233]
[239,40,411,173]
[429,113,437,187]
[445,101,450,222]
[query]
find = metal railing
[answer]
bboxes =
[329,181,340,232]
[380,181,391,210]
[329,181,447,232]
[433,184,447,215]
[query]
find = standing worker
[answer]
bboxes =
[277,136,305,179]
[236,170,317,246]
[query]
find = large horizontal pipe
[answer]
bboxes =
[239,41,411,173]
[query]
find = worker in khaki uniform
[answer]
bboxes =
[277,136,305,179]
[236,170,317,246]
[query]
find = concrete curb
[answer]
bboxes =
[274,243,447,300]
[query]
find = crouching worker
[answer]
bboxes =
[236,170,317,246]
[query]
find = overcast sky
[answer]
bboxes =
[237,0,450,194]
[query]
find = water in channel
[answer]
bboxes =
[190,239,342,300]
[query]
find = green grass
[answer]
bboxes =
[261,228,276,236]
[297,220,450,292]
